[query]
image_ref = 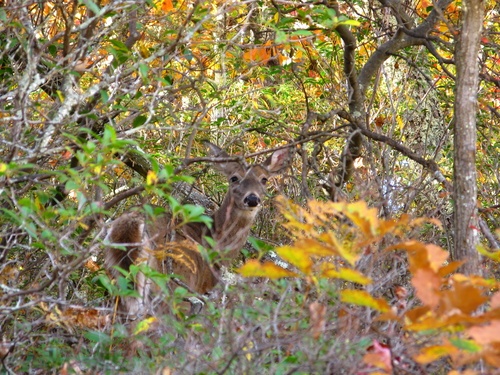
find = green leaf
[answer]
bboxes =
[84,330,111,344]
[450,338,481,353]
[291,30,314,37]
[133,115,148,128]
[139,63,149,79]
[134,317,158,335]
[275,30,287,44]
[338,19,361,27]
[80,0,101,15]
[248,237,274,253]
[100,90,109,103]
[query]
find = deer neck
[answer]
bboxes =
[210,193,259,260]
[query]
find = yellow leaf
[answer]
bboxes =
[295,238,337,257]
[340,289,390,312]
[276,245,313,274]
[146,170,157,185]
[237,259,298,279]
[414,344,457,364]
[243,340,254,361]
[134,317,157,335]
[321,265,372,285]
[319,232,359,265]
[477,244,500,262]
[339,201,380,237]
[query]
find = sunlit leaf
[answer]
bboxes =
[441,281,488,314]
[335,201,380,237]
[321,264,372,285]
[450,338,482,352]
[275,245,313,274]
[411,268,441,308]
[340,289,390,312]
[414,344,457,364]
[161,0,173,12]
[146,170,158,185]
[477,245,500,262]
[467,320,500,345]
[134,317,158,335]
[389,241,448,273]
[237,259,298,279]
[294,238,336,257]
[318,232,359,265]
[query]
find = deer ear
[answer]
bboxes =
[204,141,230,158]
[264,147,291,174]
[204,141,241,176]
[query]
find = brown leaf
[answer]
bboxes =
[309,302,326,339]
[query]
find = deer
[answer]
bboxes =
[105,142,290,319]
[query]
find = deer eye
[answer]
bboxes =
[261,177,268,184]
[230,176,239,183]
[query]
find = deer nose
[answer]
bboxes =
[244,194,261,207]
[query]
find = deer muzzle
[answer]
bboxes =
[244,194,261,208]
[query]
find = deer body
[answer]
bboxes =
[105,142,289,317]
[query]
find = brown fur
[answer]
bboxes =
[105,142,290,318]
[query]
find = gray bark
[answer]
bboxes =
[453,0,485,274]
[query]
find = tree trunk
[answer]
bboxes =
[452,0,485,274]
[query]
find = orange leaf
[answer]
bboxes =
[437,260,463,277]
[467,320,500,345]
[389,241,448,273]
[441,281,488,314]
[161,0,173,11]
[237,259,298,279]
[412,268,441,309]
[490,292,500,309]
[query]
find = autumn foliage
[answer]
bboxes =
[1,0,500,373]
[239,198,500,373]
